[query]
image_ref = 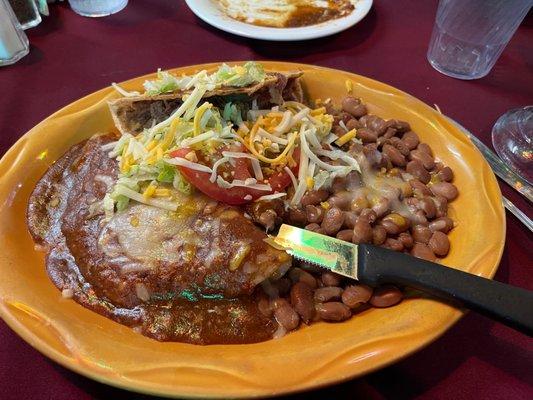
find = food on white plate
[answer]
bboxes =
[217,0,355,28]
[27,62,458,344]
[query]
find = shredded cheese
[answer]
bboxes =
[193,102,213,136]
[256,192,287,201]
[165,157,213,173]
[115,185,177,211]
[210,156,230,183]
[335,129,357,146]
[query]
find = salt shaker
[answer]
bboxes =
[8,0,42,29]
[0,0,30,66]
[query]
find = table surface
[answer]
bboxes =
[1,1,532,399]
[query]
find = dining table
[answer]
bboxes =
[1,1,532,399]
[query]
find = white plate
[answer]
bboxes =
[184,0,373,41]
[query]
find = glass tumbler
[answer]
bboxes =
[427,0,533,80]
[0,0,30,66]
[68,0,128,17]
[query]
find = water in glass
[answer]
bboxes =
[68,0,128,17]
[427,0,532,80]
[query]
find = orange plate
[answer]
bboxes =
[0,62,505,398]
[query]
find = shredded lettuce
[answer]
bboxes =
[103,193,115,220]
[115,195,130,212]
[222,102,244,125]
[173,170,192,194]
[216,62,266,88]
[143,70,183,96]
[313,167,353,190]
[156,161,176,183]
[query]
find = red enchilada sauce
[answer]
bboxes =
[27,135,277,344]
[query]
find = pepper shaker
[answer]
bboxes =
[0,0,30,66]
[8,0,41,29]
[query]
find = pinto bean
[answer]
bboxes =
[393,139,411,157]
[418,197,437,219]
[336,229,354,242]
[411,225,433,244]
[352,218,373,244]
[333,125,347,137]
[406,160,431,184]
[398,232,414,248]
[372,198,390,218]
[274,304,300,331]
[356,127,378,143]
[382,238,404,252]
[346,118,362,130]
[360,208,378,224]
[430,182,458,201]
[385,119,411,133]
[272,278,292,296]
[288,207,307,226]
[401,131,420,150]
[411,210,429,226]
[271,297,290,310]
[411,243,437,261]
[428,231,450,256]
[372,225,387,245]
[314,286,343,303]
[258,295,273,317]
[369,285,403,308]
[383,144,407,167]
[409,179,432,197]
[290,282,315,323]
[341,284,373,308]
[289,268,319,289]
[383,127,397,139]
[335,111,354,126]
[321,271,343,287]
[316,302,352,321]
[429,216,454,233]
[351,197,370,213]
[343,211,358,228]
[417,143,433,156]
[381,213,409,233]
[360,115,387,135]
[410,149,435,170]
[437,166,454,182]
[306,205,324,223]
[321,207,345,235]
[342,97,365,117]
[305,223,324,234]
[327,192,351,209]
[301,190,329,206]
[258,209,279,231]
[433,195,448,218]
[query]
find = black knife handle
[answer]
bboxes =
[357,244,533,336]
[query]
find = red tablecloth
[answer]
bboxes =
[1,1,532,399]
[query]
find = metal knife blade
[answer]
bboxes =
[274,224,359,279]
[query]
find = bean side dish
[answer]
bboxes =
[27,63,458,344]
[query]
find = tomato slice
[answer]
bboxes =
[168,147,299,205]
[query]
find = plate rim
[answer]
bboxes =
[0,61,506,399]
[184,0,373,41]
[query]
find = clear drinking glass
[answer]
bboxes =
[68,0,128,17]
[427,0,533,80]
[0,0,30,66]
[492,106,533,185]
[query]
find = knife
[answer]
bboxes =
[274,224,533,336]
